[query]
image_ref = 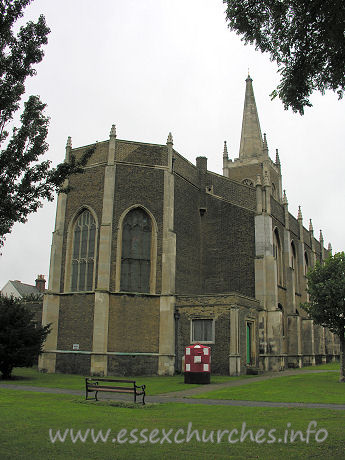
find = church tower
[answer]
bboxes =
[223,75,282,202]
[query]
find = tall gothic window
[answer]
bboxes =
[120,208,152,293]
[273,229,283,285]
[304,251,309,276]
[71,210,96,291]
[291,241,299,292]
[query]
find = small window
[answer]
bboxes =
[191,319,214,343]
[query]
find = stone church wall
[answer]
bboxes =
[56,353,91,375]
[271,198,285,225]
[116,140,168,167]
[173,152,199,186]
[174,174,202,295]
[73,141,108,166]
[108,294,160,353]
[57,293,95,351]
[202,195,255,297]
[208,172,256,211]
[55,293,95,374]
[107,355,159,376]
[225,163,262,188]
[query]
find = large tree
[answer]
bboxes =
[303,252,345,382]
[0,295,51,379]
[223,0,345,114]
[0,0,93,249]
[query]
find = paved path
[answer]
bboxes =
[1,369,343,410]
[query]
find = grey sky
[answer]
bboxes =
[1,0,344,289]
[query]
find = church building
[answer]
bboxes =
[39,76,339,376]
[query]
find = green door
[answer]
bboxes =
[246,323,252,365]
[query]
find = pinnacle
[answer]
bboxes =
[275,149,280,165]
[167,132,173,145]
[110,124,116,138]
[309,219,313,233]
[223,140,228,157]
[283,190,288,205]
[263,133,269,155]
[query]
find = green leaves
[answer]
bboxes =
[0,295,51,379]
[0,1,50,132]
[224,0,345,113]
[0,0,94,248]
[304,252,345,336]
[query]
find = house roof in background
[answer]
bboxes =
[1,280,42,298]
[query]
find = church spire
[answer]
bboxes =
[239,75,263,159]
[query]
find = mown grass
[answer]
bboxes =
[2,367,252,395]
[0,390,344,459]
[194,372,345,404]
[297,362,339,371]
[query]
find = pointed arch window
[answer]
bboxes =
[278,303,285,336]
[71,210,96,291]
[304,251,309,276]
[120,208,152,293]
[291,241,299,292]
[273,229,283,285]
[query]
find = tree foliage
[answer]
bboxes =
[223,0,345,114]
[0,295,51,379]
[0,0,94,248]
[303,252,345,382]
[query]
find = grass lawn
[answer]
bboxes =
[194,372,345,404]
[0,390,344,459]
[2,367,252,395]
[297,362,340,371]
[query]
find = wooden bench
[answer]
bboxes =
[85,378,146,405]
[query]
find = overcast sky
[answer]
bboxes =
[1,0,344,289]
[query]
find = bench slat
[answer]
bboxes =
[87,379,136,384]
[88,385,134,391]
[90,388,134,394]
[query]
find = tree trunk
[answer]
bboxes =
[0,365,13,380]
[339,334,345,383]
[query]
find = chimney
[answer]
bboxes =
[35,274,46,293]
